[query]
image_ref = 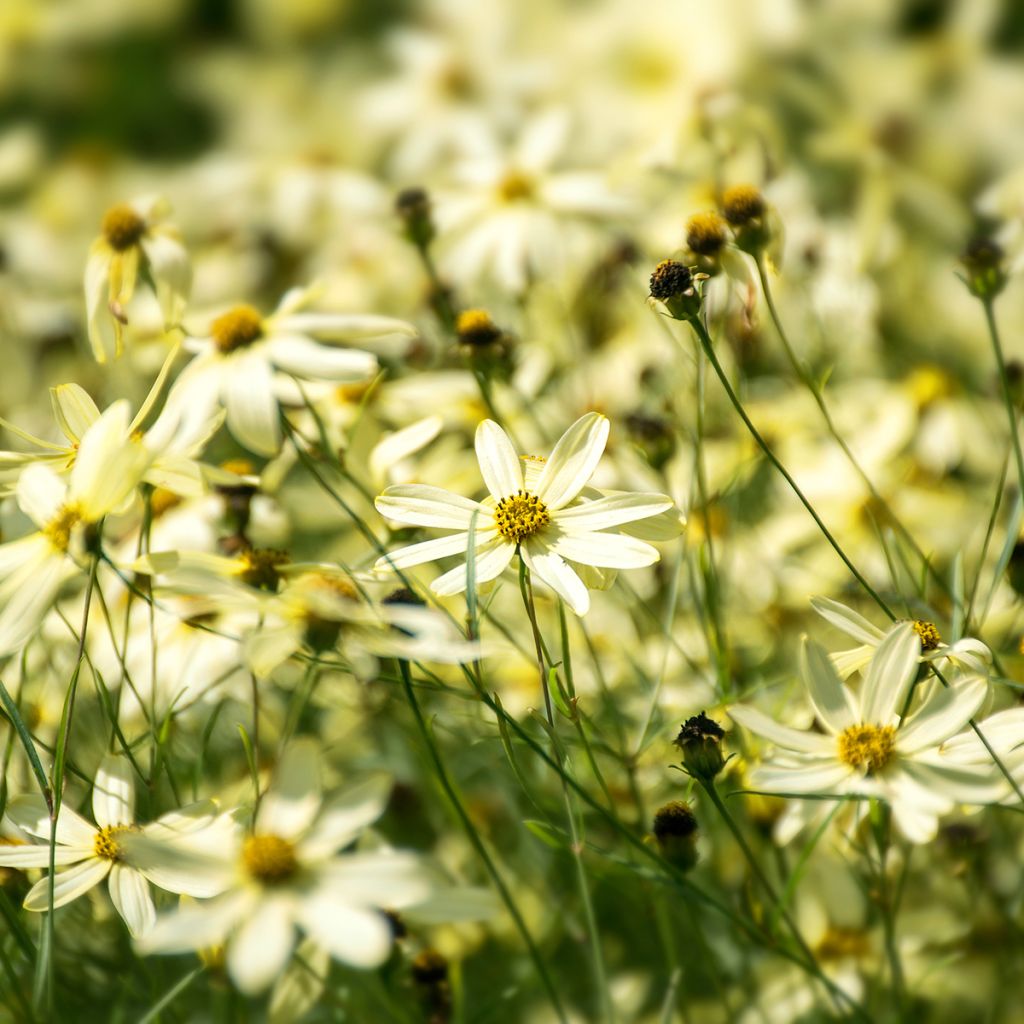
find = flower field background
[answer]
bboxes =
[2,1,1024,1021]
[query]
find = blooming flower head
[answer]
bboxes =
[84,196,191,362]
[137,741,434,994]
[165,284,417,456]
[374,412,675,614]
[0,754,222,936]
[730,622,1002,843]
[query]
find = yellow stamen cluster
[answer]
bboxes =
[911,619,941,652]
[242,834,299,884]
[494,490,550,543]
[101,204,146,251]
[238,548,289,590]
[149,488,183,518]
[43,503,84,552]
[685,212,727,255]
[211,305,264,354]
[498,170,534,203]
[93,824,139,861]
[837,723,896,774]
[456,308,502,346]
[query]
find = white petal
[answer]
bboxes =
[799,638,857,734]
[257,739,322,839]
[138,890,252,954]
[810,597,885,645]
[267,335,377,382]
[0,845,90,868]
[554,493,673,531]
[474,420,522,500]
[429,538,515,597]
[728,705,836,755]
[521,542,590,615]
[23,857,111,911]
[83,245,119,363]
[17,464,67,528]
[297,899,392,969]
[225,351,280,456]
[547,530,658,569]
[860,622,921,726]
[71,401,151,517]
[900,757,1005,805]
[108,864,156,937]
[93,753,135,828]
[375,485,489,530]
[897,677,989,754]
[313,852,432,909]
[140,231,191,324]
[534,413,609,510]
[50,384,100,443]
[748,759,855,795]
[8,796,96,847]
[273,312,417,340]
[369,416,443,485]
[299,776,391,858]
[0,549,65,656]
[374,532,475,572]
[227,895,297,995]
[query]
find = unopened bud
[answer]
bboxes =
[721,184,772,256]
[674,711,725,781]
[652,801,699,870]
[960,236,1006,301]
[396,187,435,249]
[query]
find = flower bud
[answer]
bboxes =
[674,711,725,781]
[721,184,772,257]
[455,308,512,377]
[685,212,727,276]
[652,801,699,871]
[649,260,702,321]
[396,187,435,249]
[960,236,1006,301]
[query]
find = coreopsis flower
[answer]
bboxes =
[811,597,992,678]
[165,284,416,456]
[374,412,675,615]
[84,197,191,362]
[729,622,1002,843]
[0,401,152,658]
[0,755,223,937]
[136,741,436,994]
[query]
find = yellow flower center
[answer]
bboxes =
[101,203,146,251]
[685,212,727,255]
[93,824,139,861]
[242,834,299,884]
[456,308,501,346]
[237,548,289,590]
[497,170,534,203]
[837,724,896,774]
[42,503,84,552]
[212,305,264,354]
[494,490,550,543]
[911,619,941,652]
[721,184,765,226]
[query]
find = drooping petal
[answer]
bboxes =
[107,864,156,937]
[897,677,989,754]
[430,538,515,597]
[266,335,377,382]
[474,420,522,500]
[296,898,392,969]
[226,895,297,995]
[50,384,101,443]
[140,231,191,325]
[520,542,590,615]
[375,485,489,530]
[799,638,857,734]
[810,596,885,646]
[547,530,659,569]
[728,705,836,755]
[534,413,609,509]
[257,739,322,839]
[224,351,280,456]
[23,857,112,911]
[93,753,135,829]
[860,622,921,726]
[554,492,673,532]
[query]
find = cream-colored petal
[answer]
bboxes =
[474,419,522,500]
[534,413,609,510]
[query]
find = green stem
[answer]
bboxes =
[983,296,1024,492]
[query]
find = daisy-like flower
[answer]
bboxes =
[374,412,674,615]
[0,755,223,937]
[811,596,992,678]
[729,622,1003,843]
[0,401,152,658]
[136,741,436,994]
[84,196,191,363]
[164,285,416,457]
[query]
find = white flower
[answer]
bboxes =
[165,285,416,457]
[374,412,675,615]
[0,401,153,658]
[84,196,191,363]
[0,754,221,937]
[810,596,992,678]
[730,622,1003,843]
[136,741,434,994]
